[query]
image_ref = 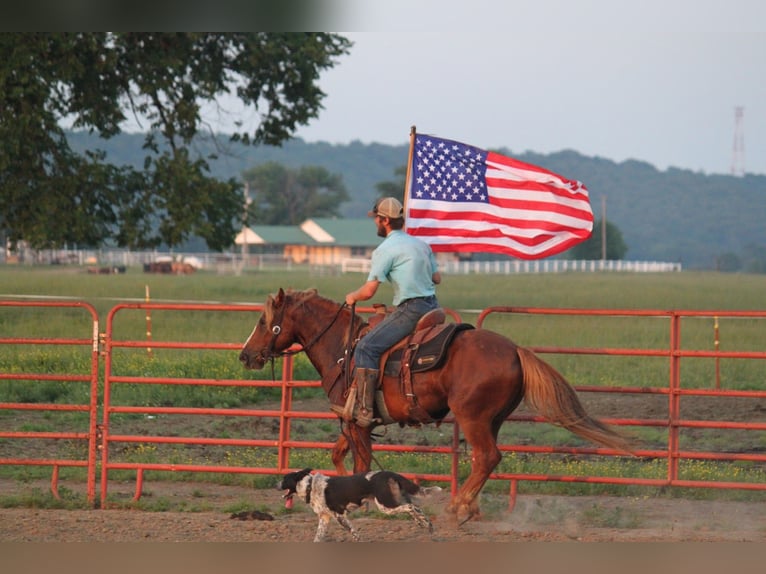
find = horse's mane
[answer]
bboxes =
[264,288,340,326]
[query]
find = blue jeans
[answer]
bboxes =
[353,295,439,370]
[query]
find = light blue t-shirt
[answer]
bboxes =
[367,230,439,306]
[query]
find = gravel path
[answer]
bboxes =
[1,480,763,542]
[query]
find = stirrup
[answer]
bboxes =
[330,387,357,422]
[355,410,381,428]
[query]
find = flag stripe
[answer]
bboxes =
[405,133,593,260]
[487,196,592,221]
[408,227,582,248]
[421,236,590,259]
[407,207,592,236]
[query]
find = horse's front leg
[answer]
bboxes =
[349,423,373,472]
[331,432,350,475]
[331,422,373,473]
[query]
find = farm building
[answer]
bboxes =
[235,218,382,265]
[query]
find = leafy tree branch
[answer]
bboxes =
[0,32,352,250]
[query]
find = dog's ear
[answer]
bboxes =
[299,468,312,477]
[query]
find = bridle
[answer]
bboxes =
[259,298,352,373]
[257,296,375,468]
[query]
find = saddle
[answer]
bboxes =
[360,304,474,425]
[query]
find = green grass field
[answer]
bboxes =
[1,265,765,508]
[3,265,764,391]
[3,265,766,312]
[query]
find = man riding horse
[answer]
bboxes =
[240,286,636,524]
[334,196,442,427]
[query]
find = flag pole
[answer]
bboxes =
[403,125,417,230]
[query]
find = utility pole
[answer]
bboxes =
[731,106,745,176]
[241,181,250,272]
[601,195,607,261]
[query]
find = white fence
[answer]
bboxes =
[438,258,682,274]
[2,247,295,274]
[341,257,680,274]
[2,246,681,274]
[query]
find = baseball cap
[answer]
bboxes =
[368,197,404,219]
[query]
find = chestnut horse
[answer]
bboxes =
[239,288,633,524]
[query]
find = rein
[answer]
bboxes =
[264,299,352,376]
[261,295,382,471]
[337,300,385,472]
[343,302,356,389]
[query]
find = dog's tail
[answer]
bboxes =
[416,485,443,498]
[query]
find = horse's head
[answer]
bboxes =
[239,287,302,370]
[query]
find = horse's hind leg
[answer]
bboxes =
[447,420,502,525]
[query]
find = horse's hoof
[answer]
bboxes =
[456,509,473,526]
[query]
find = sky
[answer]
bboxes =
[217,0,766,176]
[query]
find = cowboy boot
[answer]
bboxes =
[329,386,356,421]
[354,368,381,428]
[330,368,381,426]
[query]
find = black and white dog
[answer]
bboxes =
[277,468,442,542]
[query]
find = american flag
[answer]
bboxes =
[405,133,593,259]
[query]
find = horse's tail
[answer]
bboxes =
[516,346,635,455]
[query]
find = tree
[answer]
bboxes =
[741,243,766,274]
[243,162,349,225]
[567,218,628,260]
[375,165,407,200]
[0,33,352,250]
[715,252,742,272]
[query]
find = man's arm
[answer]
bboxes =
[345,279,380,305]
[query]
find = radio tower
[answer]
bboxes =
[731,106,745,176]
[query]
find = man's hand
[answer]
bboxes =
[345,280,380,306]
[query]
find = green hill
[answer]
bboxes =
[67,131,766,270]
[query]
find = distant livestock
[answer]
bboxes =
[87,266,126,275]
[143,261,196,274]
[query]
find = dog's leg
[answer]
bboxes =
[406,504,434,533]
[374,502,434,533]
[314,514,332,542]
[335,513,361,542]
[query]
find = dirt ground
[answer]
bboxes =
[0,477,764,542]
[1,391,764,543]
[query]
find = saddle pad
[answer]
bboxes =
[384,323,474,377]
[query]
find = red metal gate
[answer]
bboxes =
[2,299,764,511]
[0,301,100,504]
[476,306,766,506]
